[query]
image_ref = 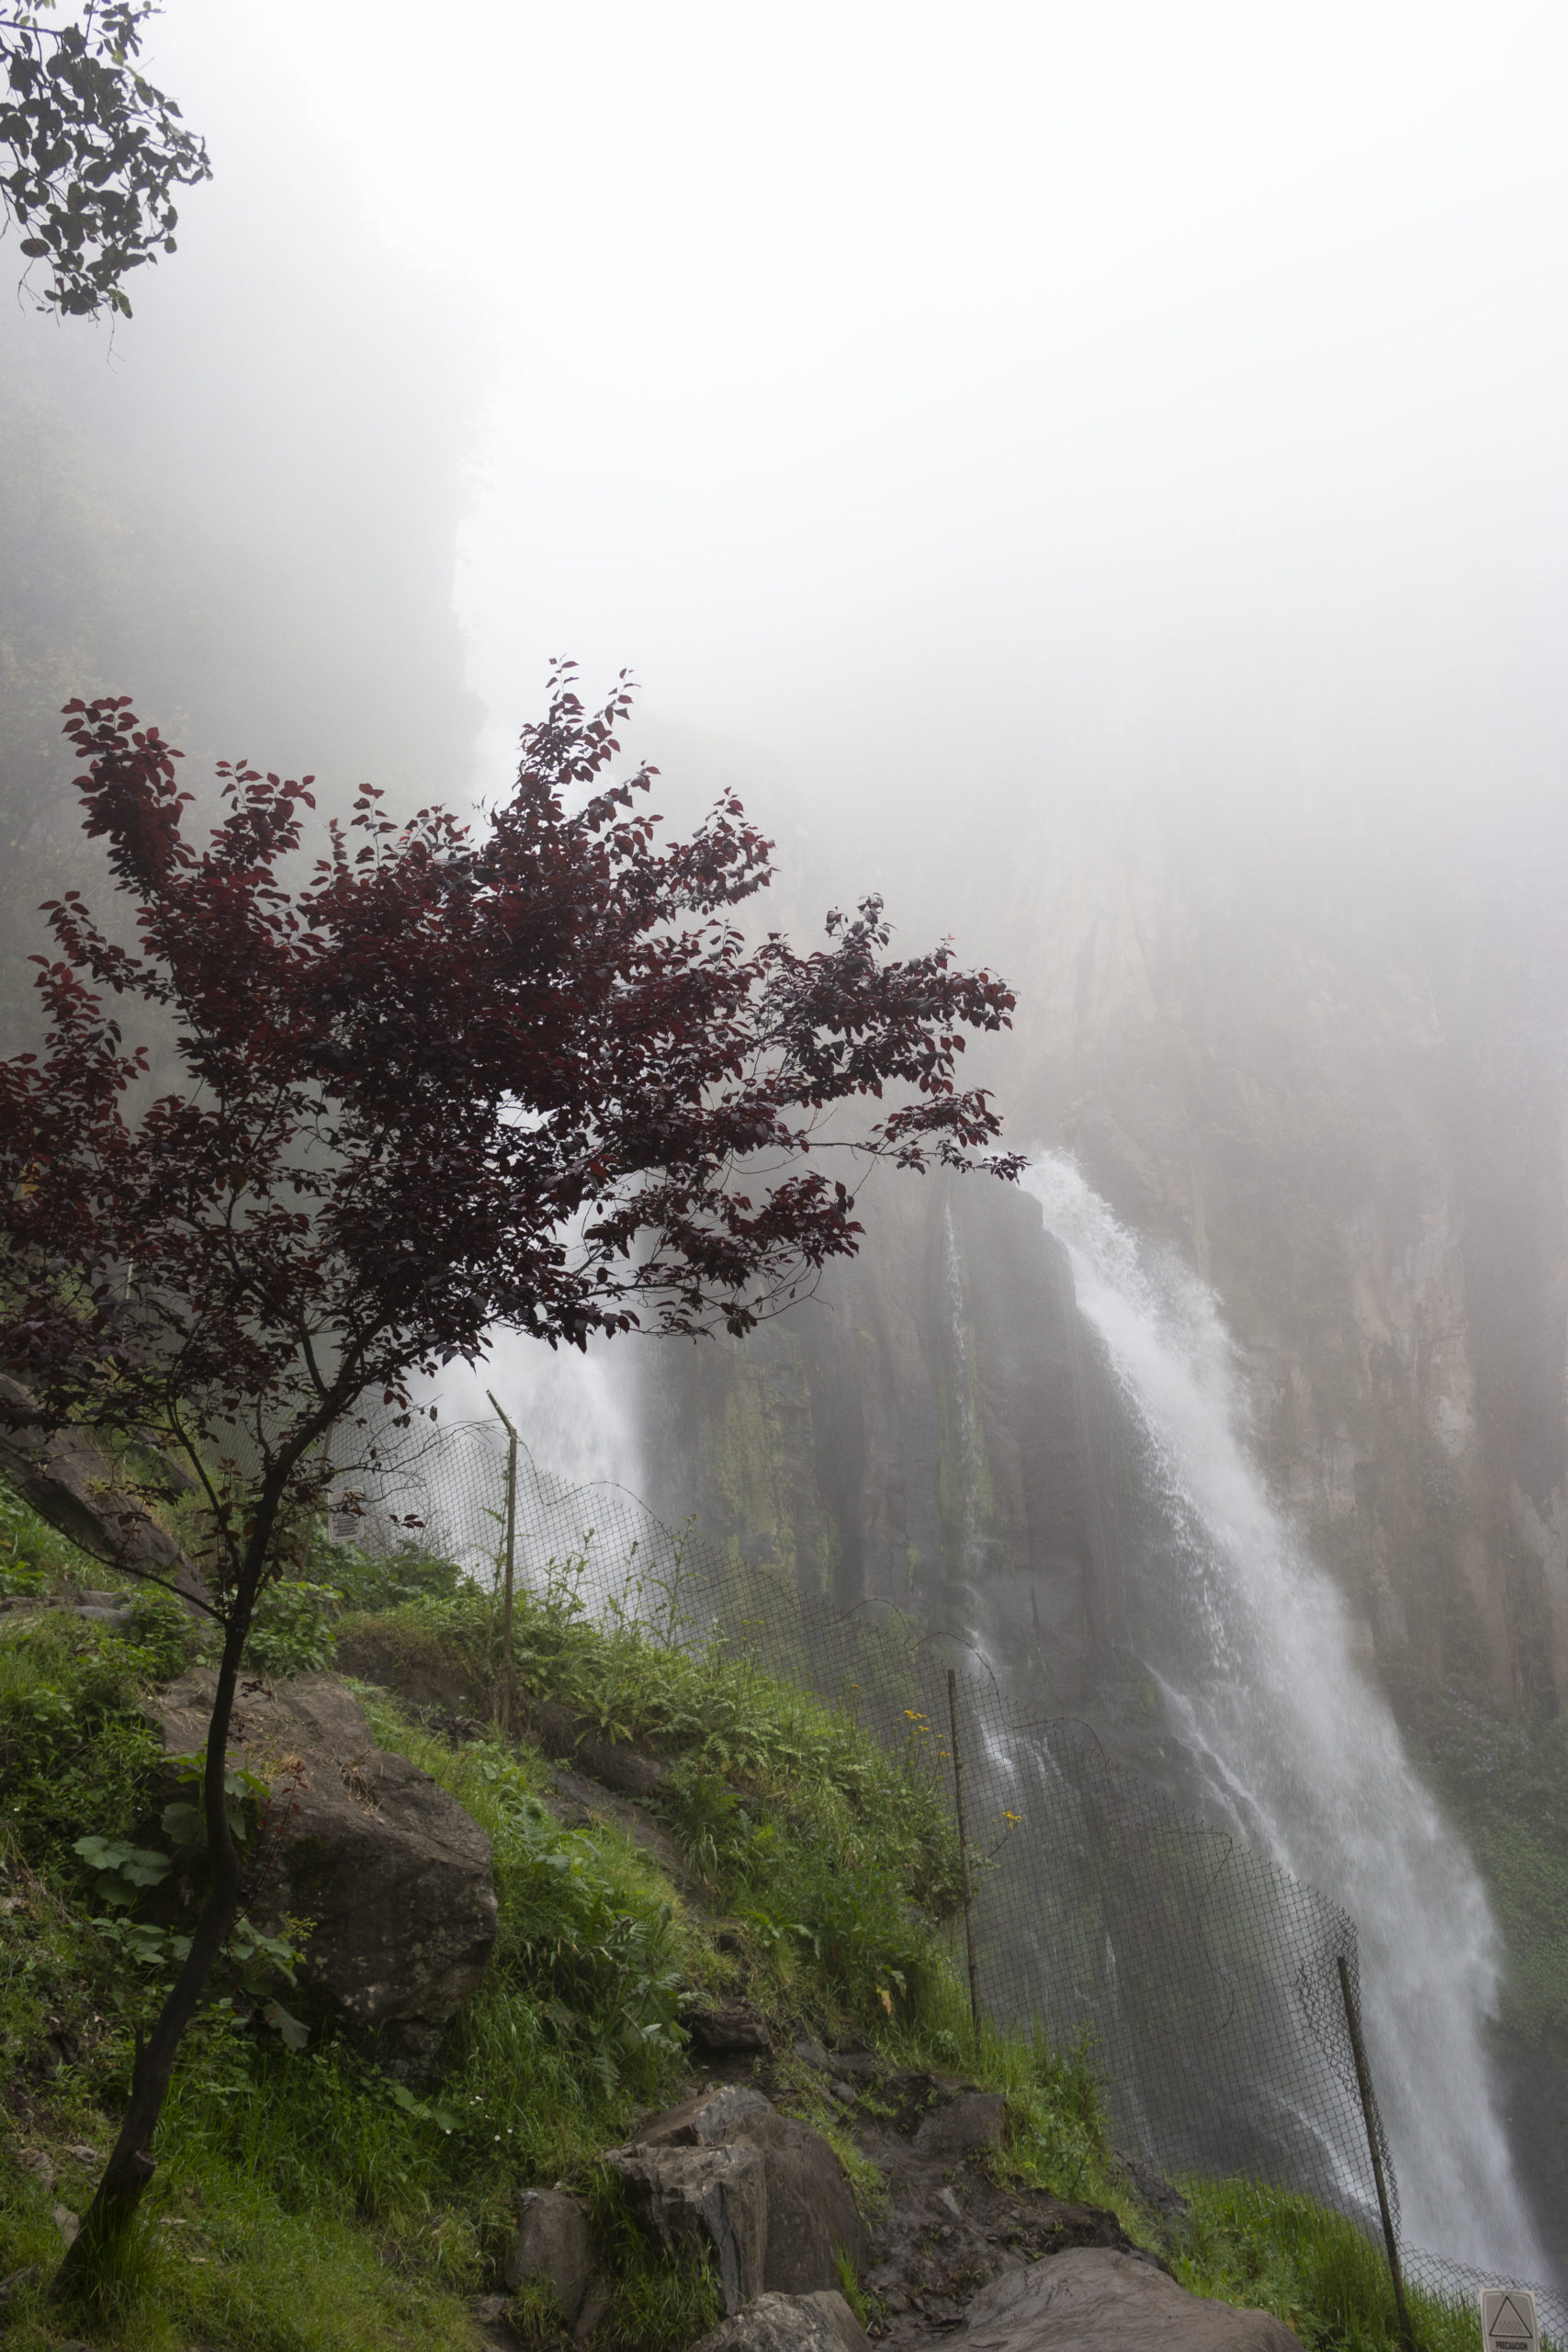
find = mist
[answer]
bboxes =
[14,4,1568,952]
[6,0,1568,2288]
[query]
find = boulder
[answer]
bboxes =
[911,2088,1006,2159]
[954,2248,1303,2351]
[154,1670,497,2064]
[636,2085,869,2297]
[638,2085,773,2147]
[685,1997,773,2053]
[607,2142,768,2315]
[0,1374,206,1604]
[504,2187,592,2322]
[689,2289,870,2351]
[532,1699,668,1798]
[743,2109,869,2296]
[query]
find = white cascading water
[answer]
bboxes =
[1022,1152,1546,2278]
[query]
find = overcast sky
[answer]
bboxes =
[84,1,1568,905]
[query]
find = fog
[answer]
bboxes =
[6,0,1568,2276]
[12,4,1568,948]
[203,1,1568,894]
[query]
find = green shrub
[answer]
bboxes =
[126,1584,201,1679]
[0,1611,165,1863]
[247,1577,343,1678]
[362,1713,695,2131]
[316,1539,466,1612]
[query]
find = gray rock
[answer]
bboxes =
[504,2187,592,2320]
[608,2141,768,2314]
[572,2276,613,2344]
[0,1374,206,1604]
[686,1997,773,2053]
[911,2088,1006,2158]
[638,2085,773,2147]
[690,2289,870,2351]
[954,2248,1303,2350]
[155,1670,497,2062]
[532,1699,667,1797]
[794,2035,831,2070]
[636,2084,869,2296]
[743,2109,869,2296]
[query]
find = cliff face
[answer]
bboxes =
[996,811,1568,1718]
[637,1174,1128,1715]
[643,808,1568,1724]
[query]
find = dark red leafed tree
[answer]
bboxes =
[0,667,1021,2276]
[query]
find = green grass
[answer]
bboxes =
[1175,2178,1490,2352]
[341,1573,965,2041]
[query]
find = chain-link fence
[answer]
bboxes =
[349,1419,1565,2340]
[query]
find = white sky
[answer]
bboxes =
[138,2,1568,888]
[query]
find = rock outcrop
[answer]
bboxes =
[634,2082,869,2300]
[0,1374,204,1602]
[606,2142,769,2314]
[152,1670,497,2064]
[690,2289,870,2352]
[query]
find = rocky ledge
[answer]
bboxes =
[492,2064,1299,2352]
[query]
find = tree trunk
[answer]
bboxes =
[52,1602,252,2290]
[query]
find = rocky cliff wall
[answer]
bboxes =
[642,809,1568,1725]
[992,811,1568,1718]
[636,1175,1131,1717]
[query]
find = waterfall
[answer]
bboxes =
[1023,1153,1546,2278]
[942,1200,989,1590]
[425,1326,644,1494]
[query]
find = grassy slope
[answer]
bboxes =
[0,1495,1492,2350]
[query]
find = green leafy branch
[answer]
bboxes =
[1,0,210,318]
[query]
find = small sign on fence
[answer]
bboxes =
[1479,2289,1540,2352]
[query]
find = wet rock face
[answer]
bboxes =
[153,1670,497,2064]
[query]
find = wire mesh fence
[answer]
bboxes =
[348,1417,1565,2339]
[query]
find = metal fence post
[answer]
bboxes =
[485,1391,520,1738]
[947,1668,983,2062]
[1337,1953,1414,2351]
